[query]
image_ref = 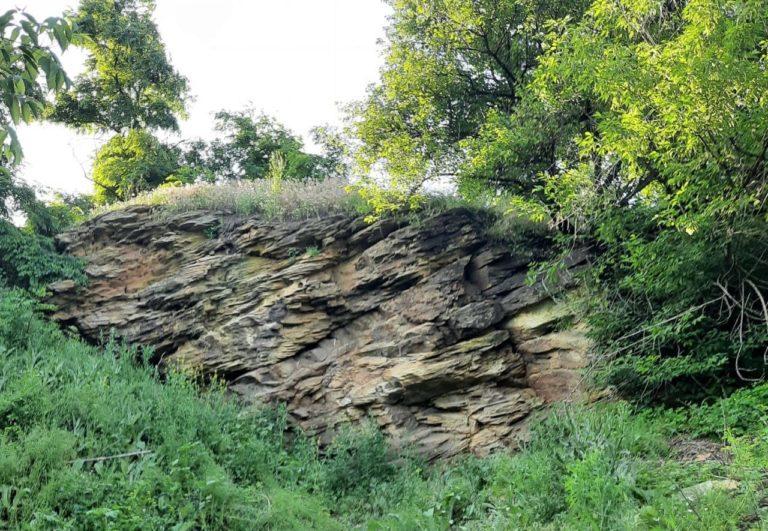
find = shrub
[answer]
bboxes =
[323,422,397,497]
[649,383,768,439]
[0,222,84,295]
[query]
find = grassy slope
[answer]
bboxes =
[1,291,766,529]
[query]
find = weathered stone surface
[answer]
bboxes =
[680,480,739,502]
[49,206,591,458]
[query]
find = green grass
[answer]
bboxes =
[1,289,766,529]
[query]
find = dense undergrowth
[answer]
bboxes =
[2,289,767,529]
[0,222,84,296]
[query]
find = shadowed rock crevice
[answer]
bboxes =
[50,206,590,458]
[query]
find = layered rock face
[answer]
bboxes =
[50,206,590,459]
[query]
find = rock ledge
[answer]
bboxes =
[50,206,590,458]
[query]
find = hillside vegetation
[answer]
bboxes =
[2,291,767,529]
[0,0,767,528]
[3,0,766,406]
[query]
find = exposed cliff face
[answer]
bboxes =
[49,206,590,459]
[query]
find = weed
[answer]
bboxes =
[305,246,321,257]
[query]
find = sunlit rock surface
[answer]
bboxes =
[50,205,590,459]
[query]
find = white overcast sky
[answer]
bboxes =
[15,0,391,195]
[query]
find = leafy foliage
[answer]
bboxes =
[0,167,38,219]
[0,167,84,294]
[0,7,75,264]
[531,0,768,400]
[92,128,184,204]
[0,9,72,165]
[347,0,591,216]
[650,383,768,439]
[49,0,188,134]
[322,422,398,498]
[24,192,95,236]
[183,109,338,182]
[0,9,87,301]
[0,223,84,295]
[310,124,350,179]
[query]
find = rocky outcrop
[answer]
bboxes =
[49,206,590,459]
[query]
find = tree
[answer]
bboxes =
[348,0,591,214]
[49,0,188,134]
[353,0,768,401]
[26,192,94,236]
[92,128,182,204]
[45,0,189,205]
[0,9,73,165]
[184,109,332,182]
[310,124,350,179]
[531,0,768,400]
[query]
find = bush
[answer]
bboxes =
[91,129,184,205]
[649,383,768,439]
[486,404,666,529]
[0,222,84,295]
[323,422,397,497]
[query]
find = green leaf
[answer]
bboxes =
[38,54,50,74]
[0,9,15,31]
[29,99,44,114]
[7,126,21,163]
[53,25,68,50]
[9,97,20,124]
[45,66,55,91]
[21,101,33,122]
[21,12,38,26]
[24,60,38,80]
[54,68,64,91]
[20,20,38,46]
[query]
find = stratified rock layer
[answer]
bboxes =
[50,206,589,458]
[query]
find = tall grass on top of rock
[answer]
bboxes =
[87,178,553,252]
[91,178,373,221]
